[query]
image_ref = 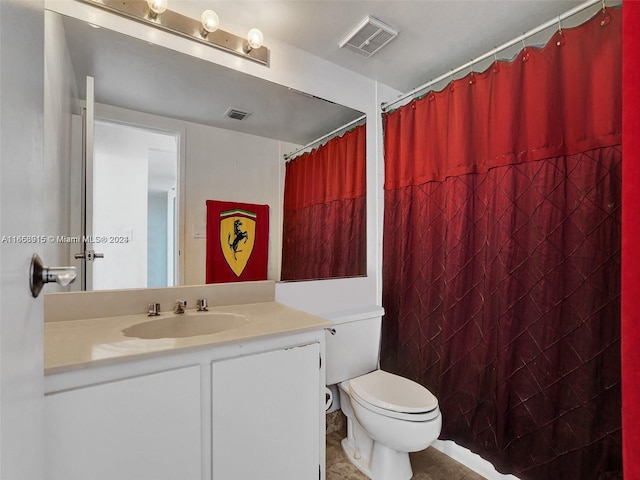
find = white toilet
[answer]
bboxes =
[325,308,442,480]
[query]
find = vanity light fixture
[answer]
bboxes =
[200,9,220,37]
[244,28,264,53]
[146,0,167,19]
[80,0,269,66]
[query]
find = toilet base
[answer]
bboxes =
[341,437,373,478]
[341,437,413,480]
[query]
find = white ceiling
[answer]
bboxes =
[61,14,364,146]
[169,0,590,93]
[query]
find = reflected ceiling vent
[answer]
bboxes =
[224,108,252,121]
[339,15,399,58]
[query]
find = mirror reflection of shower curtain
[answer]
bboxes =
[281,124,366,281]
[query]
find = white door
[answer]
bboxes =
[0,1,45,479]
[211,344,321,479]
[45,366,202,480]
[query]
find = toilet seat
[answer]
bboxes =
[348,370,440,422]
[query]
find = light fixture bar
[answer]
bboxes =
[79,0,269,66]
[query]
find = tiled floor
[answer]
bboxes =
[326,412,487,480]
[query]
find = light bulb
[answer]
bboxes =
[146,0,167,15]
[247,28,264,50]
[201,10,219,34]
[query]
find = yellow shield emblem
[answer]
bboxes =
[220,210,256,277]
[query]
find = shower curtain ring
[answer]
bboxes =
[599,0,611,26]
[492,47,500,73]
[521,34,530,62]
[556,15,566,46]
[468,59,476,85]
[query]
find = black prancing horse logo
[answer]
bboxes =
[228,219,248,260]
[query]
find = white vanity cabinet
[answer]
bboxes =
[211,342,321,479]
[44,331,326,480]
[44,365,202,480]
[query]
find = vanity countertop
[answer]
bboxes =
[44,301,331,375]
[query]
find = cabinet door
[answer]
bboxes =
[45,366,202,480]
[211,343,321,479]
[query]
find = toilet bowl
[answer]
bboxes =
[338,369,442,480]
[324,307,442,480]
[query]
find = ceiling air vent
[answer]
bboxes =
[224,108,252,121]
[339,16,399,58]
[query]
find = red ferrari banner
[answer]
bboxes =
[206,200,269,283]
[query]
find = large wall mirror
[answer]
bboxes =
[45,10,366,291]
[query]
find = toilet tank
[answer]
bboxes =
[324,306,385,385]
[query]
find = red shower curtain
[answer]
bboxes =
[622,2,640,480]
[281,125,366,281]
[382,8,621,480]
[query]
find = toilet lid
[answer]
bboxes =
[348,370,438,414]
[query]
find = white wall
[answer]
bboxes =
[43,9,77,285]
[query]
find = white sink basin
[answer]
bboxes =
[122,311,249,339]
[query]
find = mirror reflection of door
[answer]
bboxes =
[88,119,179,290]
[71,76,182,291]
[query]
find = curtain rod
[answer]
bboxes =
[381,0,605,112]
[283,114,367,162]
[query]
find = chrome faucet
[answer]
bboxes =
[174,300,187,314]
[147,303,161,316]
[196,298,208,311]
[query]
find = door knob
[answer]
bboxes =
[30,254,77,298]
